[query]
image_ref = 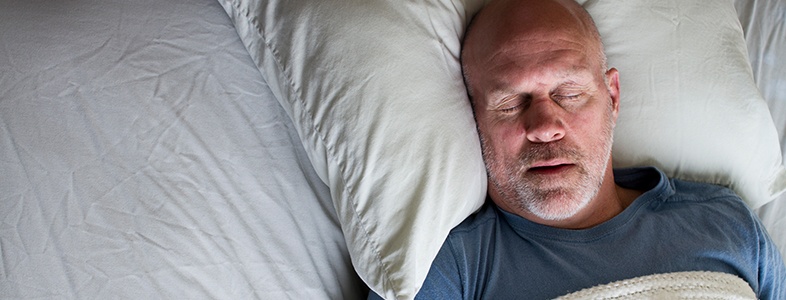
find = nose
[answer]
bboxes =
[524,98,566,143]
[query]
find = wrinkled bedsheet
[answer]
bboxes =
[735,0,786,260]
[0,0,364,298]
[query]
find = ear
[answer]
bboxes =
[605,68,621,120]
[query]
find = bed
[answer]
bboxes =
[1,0,784,299]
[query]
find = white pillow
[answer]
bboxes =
[577,0,786,208]
[217,0,488,298]
[218,0,786,297]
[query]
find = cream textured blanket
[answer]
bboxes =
[556,271,756,300]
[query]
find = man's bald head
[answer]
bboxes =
[461,0,606,100]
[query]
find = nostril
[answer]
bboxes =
[527,126,566,143]
[523,100,566,143]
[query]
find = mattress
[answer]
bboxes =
[1,0,784,298]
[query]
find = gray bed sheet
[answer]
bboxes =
[0,0,364,298]
[735,0,786,260]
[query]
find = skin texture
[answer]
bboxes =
[462,0,642,229]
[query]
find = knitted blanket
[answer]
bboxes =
[556,271,756,299]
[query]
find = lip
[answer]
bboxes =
[529,159,572,168]
[527,159,575,175]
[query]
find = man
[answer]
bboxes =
[402,0,786,298]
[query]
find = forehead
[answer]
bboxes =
[471,38,597,100]
[462,0,603,99]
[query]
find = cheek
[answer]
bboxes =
[573,107,615,151]
[478,118,524,158]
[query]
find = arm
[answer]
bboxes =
[414,240,464,299]
[755,220,786,299]
[366,240,464,300]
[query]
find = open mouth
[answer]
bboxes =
[527,163,574,175]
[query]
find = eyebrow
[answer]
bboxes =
[486,87,520,108]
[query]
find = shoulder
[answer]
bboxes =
[657,177,753,219]
[451,202,499,233]
[616,167,753,220]
[665,180,786,298]
[668,178,740,203]
[437,201,516,269]
[448,200,505,241]
[416,203,504,299]
[442,202,501,248]
[622,167,763,241]
[663,178,752,217]
[653,178,769,250]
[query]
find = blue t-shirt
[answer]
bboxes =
[387,167,785,299]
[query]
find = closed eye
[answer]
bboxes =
[554,93,581,100]
[499,105,521,113]
[552,89,589,106]
[494,94,528,114]
[552,80,591,102]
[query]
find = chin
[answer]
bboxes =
[518,187,595,222]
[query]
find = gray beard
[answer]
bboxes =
[482,107,615,221]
